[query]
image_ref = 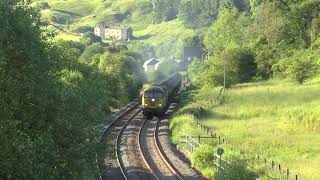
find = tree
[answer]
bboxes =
[0,1,144,179]
[79,43,104,63]
[150,0,179,23]
[80,32,102,46]
[192,48,256,87]
[183,35,203,48]
[178,0,220,28]
[204,8,250,53]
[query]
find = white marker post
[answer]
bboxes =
[217,147,224,178]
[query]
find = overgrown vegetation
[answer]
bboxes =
[191,1,320,86]
[0,1,144,179]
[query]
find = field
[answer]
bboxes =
[171,78,320,179]
[37,0,150,29]
[33,0,196,57]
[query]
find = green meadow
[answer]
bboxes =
[202,79,320,179]
[171,78,320,179]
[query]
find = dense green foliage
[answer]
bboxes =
[191,145,217,177]
[0,1,144,179]
[80,32,102,46]
[190,0,320,86]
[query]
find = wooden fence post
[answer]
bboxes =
[272,161,275,168]
[295,175,298,180]
[286,169,289,179]
[264,158,267,164]
[198,135,201,144]
[186,135,189,151]
[279,164,281,171]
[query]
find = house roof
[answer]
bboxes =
[144,58,160,66]
[95,23,131,31]
[95,24,107,28]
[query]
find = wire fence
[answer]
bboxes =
[177,86,306,179]
[178,125,304,180]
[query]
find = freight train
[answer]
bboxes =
[142,72,182,117]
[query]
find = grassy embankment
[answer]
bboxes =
[170,78,320,179]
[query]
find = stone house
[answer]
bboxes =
[94,24,133,40]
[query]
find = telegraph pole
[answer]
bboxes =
[224,58,226,91]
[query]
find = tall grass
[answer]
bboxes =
[201,79,320,179]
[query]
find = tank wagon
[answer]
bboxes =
[142,73,182,117]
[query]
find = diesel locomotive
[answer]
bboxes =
[142,72,182,117]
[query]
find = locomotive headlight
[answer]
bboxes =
[159,104,162,107]
[152,98,155,102]
[145,103,148,106]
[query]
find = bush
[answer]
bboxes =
[217,151,258,180]
[273,49,319,84]
[191,145,216,177]
[287,57,318,84]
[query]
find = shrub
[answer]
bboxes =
[191,145,216,177]
[216,151,258,180]
[287,57,318,84]
[273,49,319,84]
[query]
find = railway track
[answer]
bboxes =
[98,102,139,180]
[117,111,156,180]
[99,102,202,180]
[139,117,183,180]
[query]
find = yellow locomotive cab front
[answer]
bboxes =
[142,87,166,116]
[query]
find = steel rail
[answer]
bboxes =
[154,118,184,180]
[100,101,139,139]
[115,109,142,180]
[138,118,160,180]
[98,101,139,180]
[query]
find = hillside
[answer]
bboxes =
[33,0,197,59]
[38,0,151,30]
